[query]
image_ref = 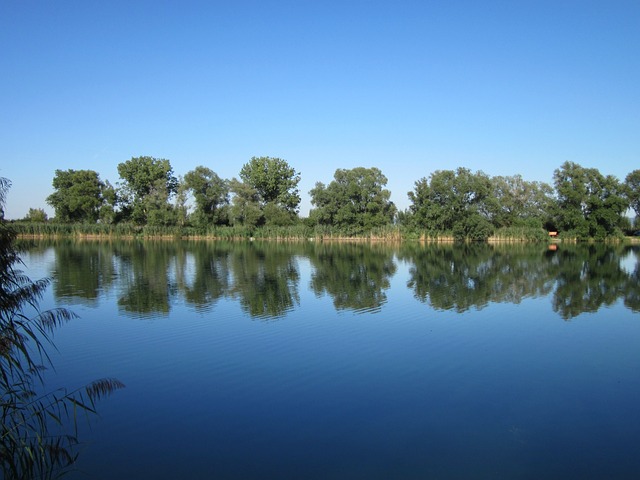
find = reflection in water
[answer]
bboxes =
[174,242,231,313]
[400,243,640,319]
[114,242,180,316]
[551,244,640,318]
[53,241,117,304]
[398,243,555,313]
[308,242,396,313]
[227,242,301,319]
[36,240,640,320]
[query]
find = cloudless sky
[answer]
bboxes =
[2,0,639,218]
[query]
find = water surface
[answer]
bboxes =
[21,240,640,479]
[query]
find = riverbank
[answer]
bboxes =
[11,222,637,243]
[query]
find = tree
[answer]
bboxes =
[309,167,396,233]
[229,178,262,228]
[117,156,178,225]
[238,156,301,225]
[183,166,230,227]
[99,180,118,224]
[487,175,554,228]
[46,169,108,223]
[553,161,628,239]
[1,177,123,478]
[625,169,640,221]
[174,177,189,227]
[23,208,48,223]
[408,167,493,241]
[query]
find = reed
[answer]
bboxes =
[1,180,123,479]
[489,226,548,243]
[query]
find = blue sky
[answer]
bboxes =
[1,0,639,219]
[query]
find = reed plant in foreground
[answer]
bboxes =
[1,179,124,479]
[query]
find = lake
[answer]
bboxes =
[20,240,640,479]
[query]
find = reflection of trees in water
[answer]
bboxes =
[400,243,640,319]
[174,242,232,313]
[400,243,554,312]
[623,246,640,312]
[308,242,396,313]
[228,242,302,319]
[52,241,117,305]
[114,242,179,316]
[551,244,639,319]
[43,240,640,320]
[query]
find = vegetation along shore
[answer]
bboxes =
[7,156,640,242]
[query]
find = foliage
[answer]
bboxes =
[183,166,230,227]
[28,158,640,240]
[228,178,263,228]
[487,175,554,228]
[23,208,48,223]
[46,169,110,223]
[408,168,493,241]
[235,156,301,226]
[553,161,628,239]
[625,169,640,219]
[0,178,124,479]
[239,157,301,213]
[309,167,396,233]
[117,156,178,225]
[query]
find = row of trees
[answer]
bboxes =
[33,155,640,239]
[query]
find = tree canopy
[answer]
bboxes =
[117,156,178,225]
[408,168,493,241]
[553,161,627,239]
[46,169,108,223]
[625,169,640,222]
[234,156,301,226]
[183,166,230,227]
[239,156,301,212]
[29,155,638,239]
[487,175,554,228]
[309,167,396,233]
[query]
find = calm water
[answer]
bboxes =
[20,240,640,479]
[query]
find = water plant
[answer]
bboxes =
[0,178,124,479]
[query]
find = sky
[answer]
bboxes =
[1,0,639,219]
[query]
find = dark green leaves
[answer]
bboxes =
[309,167,396,233]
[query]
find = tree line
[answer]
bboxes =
[21,155,640,240]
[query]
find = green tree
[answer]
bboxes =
[46,169,109,223]
[174,177,189,227]
[23,208,48,223]
[1,178,123,479]
[408,167,493,241]
[99,180,118,224]
[624,169,640,221]
[553,161,628,239]
[229,178,263,228]
[183,166,230,227]
[117,156,178,225]
[309,167,396,233]
[488,175,554,228]
[237,156,301,225]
